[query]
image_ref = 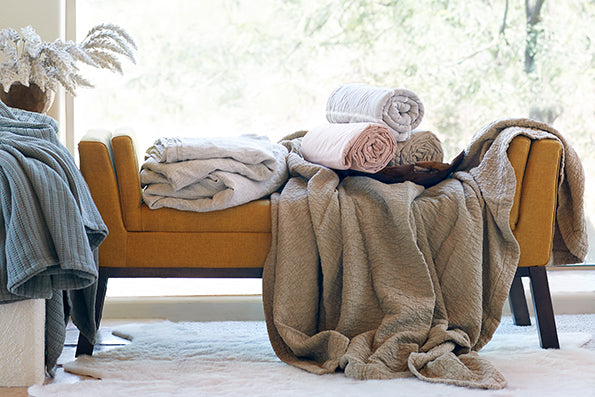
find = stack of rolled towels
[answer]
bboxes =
[301,83,443,173]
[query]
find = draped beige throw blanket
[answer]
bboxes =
[263,119,587,389]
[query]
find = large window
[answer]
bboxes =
[74,0,594,294]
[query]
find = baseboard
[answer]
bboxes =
[103,291,595,321]
[103,295,266,321]
[502,292,595,316]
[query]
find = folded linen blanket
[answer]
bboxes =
[140,135,288,212]
[326,83,425,141]
[263,118,587,389]
[301,122,396,173]
[0,102,107,373]
[389,129,443,166]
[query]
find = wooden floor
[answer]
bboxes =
[0,320,136,397]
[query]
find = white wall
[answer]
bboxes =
[0,0,65,138]
[0,0,62,39]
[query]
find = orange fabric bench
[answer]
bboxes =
[75,129,563,355]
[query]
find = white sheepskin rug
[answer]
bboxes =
[29,315,595,397]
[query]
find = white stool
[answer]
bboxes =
[0,299,45,387]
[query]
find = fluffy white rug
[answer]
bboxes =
[29,315,595,397]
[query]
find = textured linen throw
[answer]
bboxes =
[0,102,108,373]
[389,129,443,166]
[263,118,587,389]
[326,83,425,141]
[301,122,396,173]
[140,135,288,212]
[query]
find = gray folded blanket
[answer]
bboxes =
[140,135,288,212]
[326,83,425,141]
[388,129,443,166]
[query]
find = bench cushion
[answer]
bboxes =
[140,199,271,233]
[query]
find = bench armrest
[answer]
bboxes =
[508,136,562,267]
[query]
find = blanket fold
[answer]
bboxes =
[326,83,425,141]
[263,118,587,389]
[140,135,288,212]
[0,101,108,373]
[301,122,396,173]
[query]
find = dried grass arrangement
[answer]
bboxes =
[0,24,136,96]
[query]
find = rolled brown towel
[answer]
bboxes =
[389,129,444,166]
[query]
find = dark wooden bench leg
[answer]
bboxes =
[76,269,109,356]
[528,266,560,349]
[510,266,559,349]
[508,271,531,326]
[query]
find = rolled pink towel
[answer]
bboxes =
[301,122,396,173]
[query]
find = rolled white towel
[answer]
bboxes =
[301,122,396,173]
[326,83,425,141]
[389,130,443,166]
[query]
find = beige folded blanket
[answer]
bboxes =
[301,122,396,173]
[326,83,425,141]
[389,129,443,166]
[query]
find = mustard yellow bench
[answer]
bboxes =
[75,129,563,355]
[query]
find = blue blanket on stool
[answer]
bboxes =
[0,101,107,374]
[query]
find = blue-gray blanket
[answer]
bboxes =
[0,101,107,374]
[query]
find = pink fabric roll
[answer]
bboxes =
[301,122,397,173]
